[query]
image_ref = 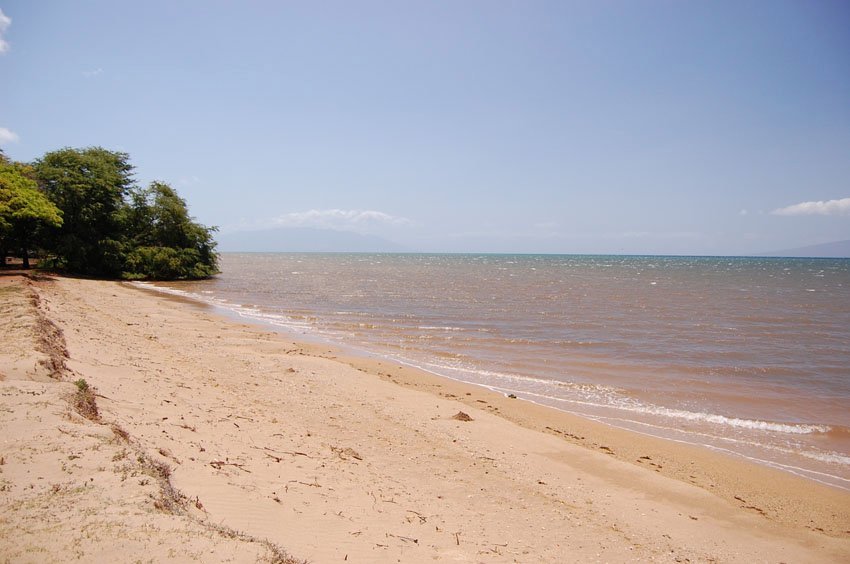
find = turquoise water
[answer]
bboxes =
[144,253,850,489]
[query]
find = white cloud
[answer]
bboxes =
[83,67,103,77]
[0,127,19,145]
[771,198,850,217]
[739,209,748,216]
[272,209,411,231]
[224,209,413,234]
[0,9,11,54]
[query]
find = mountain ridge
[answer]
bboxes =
[760,239,850,258]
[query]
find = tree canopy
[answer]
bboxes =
[123,181,219,279]
[1,146,218,280]
[34,147,135,276]
[0,155,63,268]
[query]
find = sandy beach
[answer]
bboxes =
[1,272,848,563]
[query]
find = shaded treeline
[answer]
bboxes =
[0,147,218,280]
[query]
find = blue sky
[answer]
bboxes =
[1,1,848,254]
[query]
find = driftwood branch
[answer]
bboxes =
[209,459,251,472]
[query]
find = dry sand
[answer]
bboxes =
[1,273,848,563]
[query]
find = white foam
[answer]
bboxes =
[508,385,830,435]
[419,362,831,435]
[637,405,829,434]
[131,282,314,333]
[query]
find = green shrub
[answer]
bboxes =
[29,148,219,280]
[123,245,218,280]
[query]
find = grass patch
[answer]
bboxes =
[110,424,130,442]
[132,452,303,562]
[72,378,100,421]
[205,522,306,564]
[143,456,187,514]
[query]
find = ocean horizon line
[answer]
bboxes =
[217,250,850,260]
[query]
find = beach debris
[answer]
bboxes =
[484,543,508,555]
[507,393,517,399]
[265,452,283,463]
[406,510,427,524]
[209,459,251,472]
[331,446,362,461]
[286,478,322,488]
[158,447,181,464]
[255,443,310,461]
[733,495,767,515]
[452,411,473,422]
[387,532,418,544]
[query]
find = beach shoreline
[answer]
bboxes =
[142,252,850,492]
[2,273,848,562]
[135,276,850,499]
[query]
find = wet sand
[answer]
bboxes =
[1,273,848,562]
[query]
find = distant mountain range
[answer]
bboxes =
[217,227,407,253]
[761,239,850,258]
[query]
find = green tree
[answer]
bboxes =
[34,147,134,276]
[0,156,63,268]
[123,181,219,279]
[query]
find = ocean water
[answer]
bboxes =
[141,253,850,489]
